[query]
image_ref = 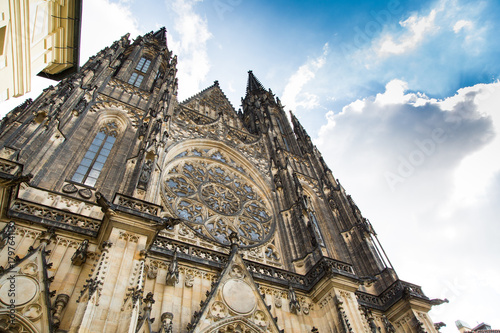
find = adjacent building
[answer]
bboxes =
[0,0,82,101]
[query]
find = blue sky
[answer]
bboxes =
[1,0,500,330]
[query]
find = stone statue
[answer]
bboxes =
[288,285,301,314]
[166,251,179,285]
[72,239,89,266]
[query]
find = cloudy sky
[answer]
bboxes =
[2,0,500,330]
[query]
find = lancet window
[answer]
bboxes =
[71,122,118,187]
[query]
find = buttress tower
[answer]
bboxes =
[0,28,441,333]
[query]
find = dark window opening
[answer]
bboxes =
[72,122,118,187]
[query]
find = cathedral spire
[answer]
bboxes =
[152,27,167,44]
[246,70,266,94]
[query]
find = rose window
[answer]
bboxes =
[162,154,274,247]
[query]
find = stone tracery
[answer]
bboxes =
[162,150,274,248]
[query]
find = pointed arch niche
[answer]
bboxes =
[301,183,337,259]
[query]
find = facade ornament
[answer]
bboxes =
[429,298,449,306]
[39,228,56,246]
[434,322,446,332]
[336,298,353,333]
[160,312,174,333]
[95,192,115,214]
[184,274,194,287]
[147,265,158,279]
[136,292,155,331]
[156,216,183,231]
[288,285,301,314]
[0,172,32,188]
[414,317,426,333]
[368,317,379,333]
[166,251,179,285]
[0,221,16,249]
[71,239,89,266]
[52,294,70,329]
[382,315,396,333]
[137,159,153,190]
[274,295,282,308]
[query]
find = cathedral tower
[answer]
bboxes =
[0,29,441,332]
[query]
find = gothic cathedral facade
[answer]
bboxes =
[0,28,439,332]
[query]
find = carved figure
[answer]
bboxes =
[166,251,179,285]
[72,239,89,266]
[288,285,301,314]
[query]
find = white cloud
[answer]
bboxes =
[444,82,500,209]
[376,8,439,56]
[453,19,473,33]
[282,43,328,112]
[315,80,500,330]
[80,0,141,63]
[167,0,212,101]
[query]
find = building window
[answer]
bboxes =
[309,210,325,247]
[72,122,118,187]
[136,57,151,73]
[276,118,285,134]
[283,137,290,151]
[128,72,144,87]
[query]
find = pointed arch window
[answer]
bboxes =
[128,72,144,87]
[72,122,118,187]
[136,57,151,73]
[127,57,151,88]
[276,118,285,134]
[309,210,325,247]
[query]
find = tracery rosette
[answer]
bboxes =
[162,152,274,247]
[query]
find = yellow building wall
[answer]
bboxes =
[0,0,79,101]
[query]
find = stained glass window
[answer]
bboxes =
[128,72,144,87]
[72,122,117,187]
[162,152,274,248]
[136,57,151,73]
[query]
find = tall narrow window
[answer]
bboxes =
[127,57,151,88]
[309,210,325,247]
[128,72,144,87]
[276,118,285,134]
[283,137,290,151]
[136,57,151,73]
[72,122,118,187]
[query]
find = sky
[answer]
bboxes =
[1,0,500,330]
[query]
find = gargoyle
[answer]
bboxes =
[95,192,115,214]
[0,173,32,188]
[430,298,449,306]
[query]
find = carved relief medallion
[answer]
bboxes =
[222,279,256,314]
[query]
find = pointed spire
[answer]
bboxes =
[152,27,167,45]
[246,70,266,94]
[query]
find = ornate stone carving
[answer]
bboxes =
[161,156,274,248]
[52,294,70,328]
[184,273,194,287]
[166,251,179,285]
[115,194,161,215]
[0,221,15,249]
[209,301,228,320]
[382,315,396,333]
[160,312,174,333]
[146,265,158,279]
[71,239,89,266]
[62,183,78,194]
[10,201,100,233]
[288,285,301,314]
